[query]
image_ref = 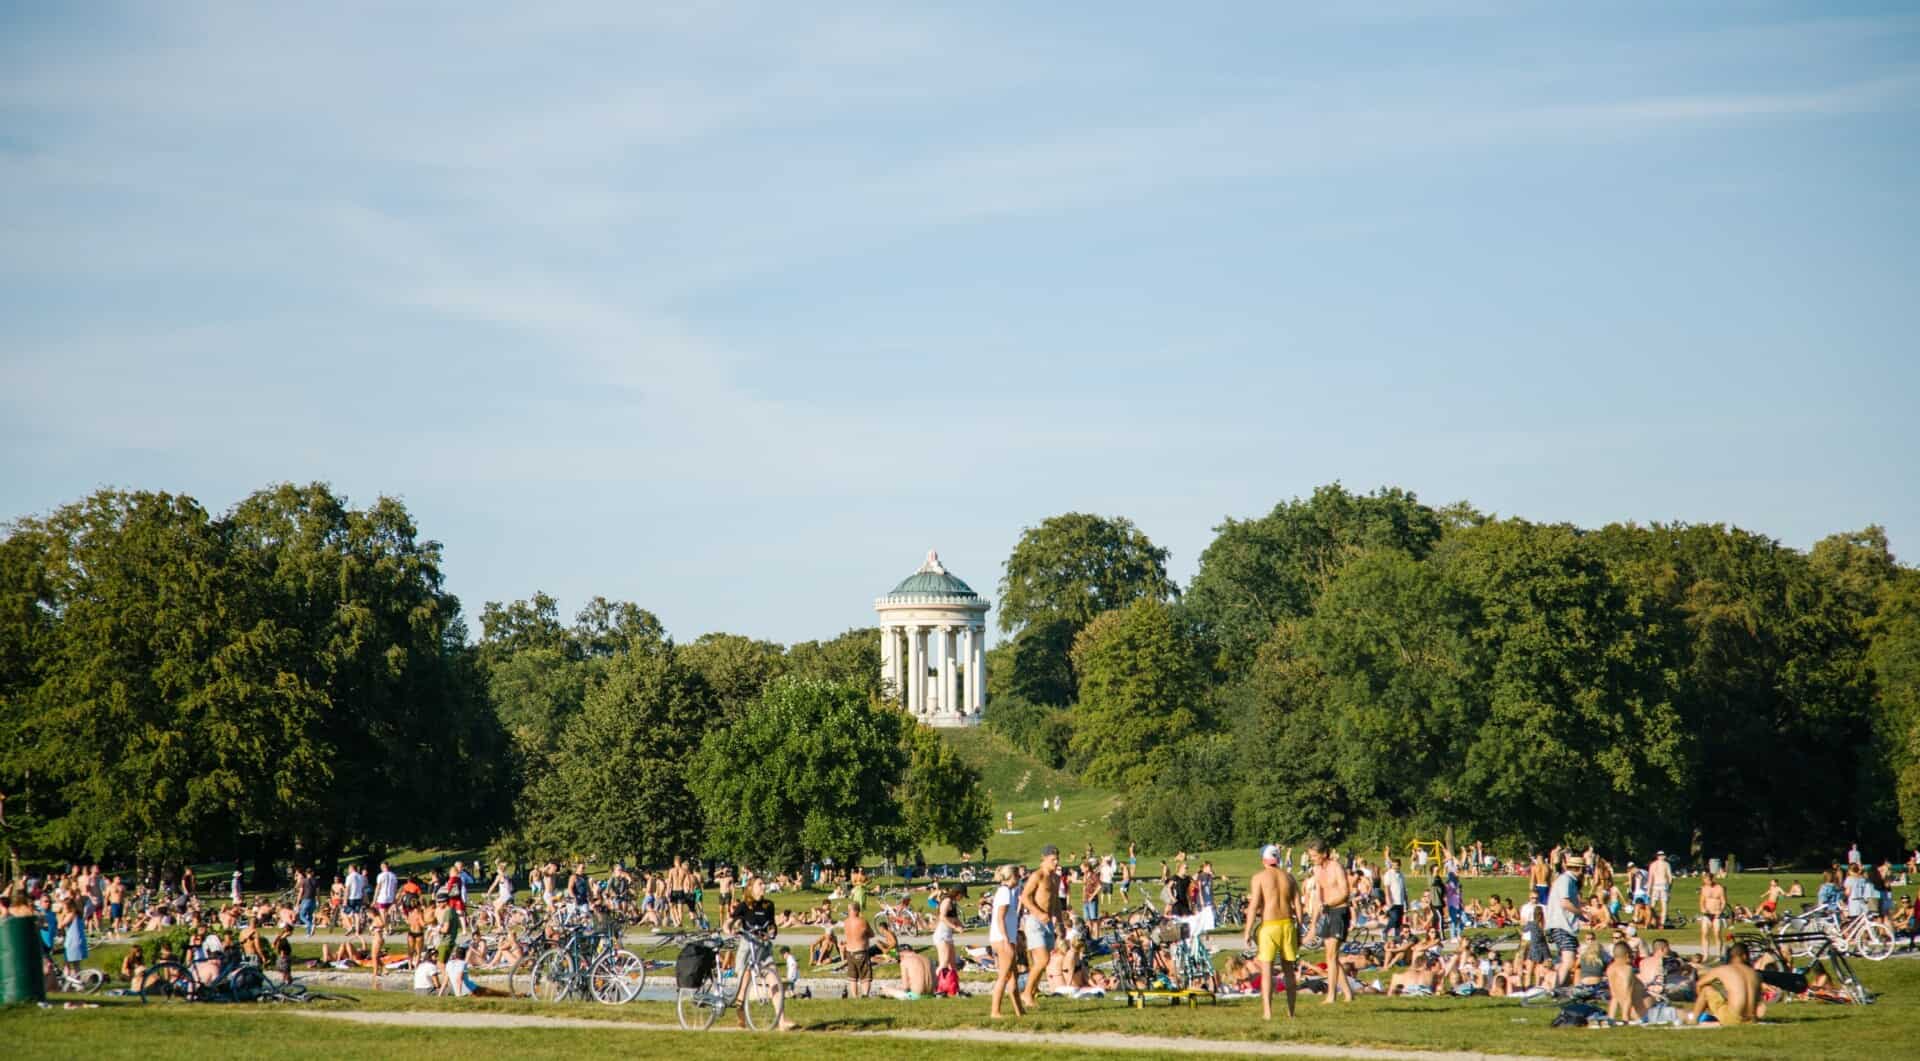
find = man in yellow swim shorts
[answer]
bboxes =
[1241,844,1302,1020]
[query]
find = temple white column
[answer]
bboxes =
[941,625,958,721]
[959,626,976,717]
[973,624,986,711]
[907,625,924,715]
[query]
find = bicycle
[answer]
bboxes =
[530,919,647,1004]
[52,964,106,994]
[675,929,787,1030]
[139,956,271,1004]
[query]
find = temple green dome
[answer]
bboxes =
[882,551,984,602]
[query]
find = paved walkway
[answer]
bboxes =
[293,1008,1573,1060]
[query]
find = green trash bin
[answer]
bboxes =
[0,914,48,1004]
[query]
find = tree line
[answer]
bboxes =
[986,486,1920,864]
[0,484,988,884]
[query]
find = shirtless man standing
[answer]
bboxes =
[1240,844,1301,1020]
[1648,851,1673,928]
[843,904,873,998]
[1307,840,1353,1004]
[1699,872,1728,956]
[1689,941,1763,1025]
[1019,845,1064,1009]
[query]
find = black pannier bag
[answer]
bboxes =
[676,940,717,988]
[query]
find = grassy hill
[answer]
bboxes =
[928,727,1120,868]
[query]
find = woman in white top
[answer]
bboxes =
[988,865,1025,1019]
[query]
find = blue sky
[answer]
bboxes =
[3,2,1916,644]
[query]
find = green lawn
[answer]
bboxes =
[8,954,1917,1060]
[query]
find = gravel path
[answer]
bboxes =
[292,1008,1570,1060]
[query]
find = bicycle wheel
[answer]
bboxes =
[741,971,779,1030]
[507,952,540,998]
[531,949,575,1002]
[226,965,269,1002]
[676,975,723,1030]
[77,968,107,994]
[1857,922,1895,961]
[591,951,645,1004]
[140,962,195,1003]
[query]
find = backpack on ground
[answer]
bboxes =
[934,965,960,997]
[1551,1001,1606,1027]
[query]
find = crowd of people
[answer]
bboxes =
[5,835,1916,1029]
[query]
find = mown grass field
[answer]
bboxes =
[8,952,1918,1060]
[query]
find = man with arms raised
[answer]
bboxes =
[1307,839,1353,1004]
[1240,844,1301,1020]
[1019,845,1064,1009]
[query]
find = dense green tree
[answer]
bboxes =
[520,643,711,864]
[484,646,594,766]
[1185,484,1445,671]
[982,694,1073,770]
[1228,625,1355,845]
[2,491,225,865]
[1435,521,1690,854]
[219,483,506,869]
[784,627,882,698]
[998,513,1174,634]
[479,592,571,662]
[571,596,666,658]
[1865,570,1920,843]
[900,727,993,856]
[680,632,788,719]
[1117,734,1236,852]
[691,679,910,871]
[993,618,1079,707]
[1069,599,1205,790]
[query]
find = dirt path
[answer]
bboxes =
[292,1009,1570,1060]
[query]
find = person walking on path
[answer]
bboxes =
[1019,845,1064,1010]
[987,864,1025,1019]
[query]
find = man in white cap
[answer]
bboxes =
[1240,844,1301,1020]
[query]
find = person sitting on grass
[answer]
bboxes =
[1388,954,1441,995]
[883,943,932,1000]
[1688,942,1763,1025]
[1606,942,1651,1022]
[120,944,149,992]
[809,927,841,969]
[412,953,440,995]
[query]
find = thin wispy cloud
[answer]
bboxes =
[3,2,1914,639]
